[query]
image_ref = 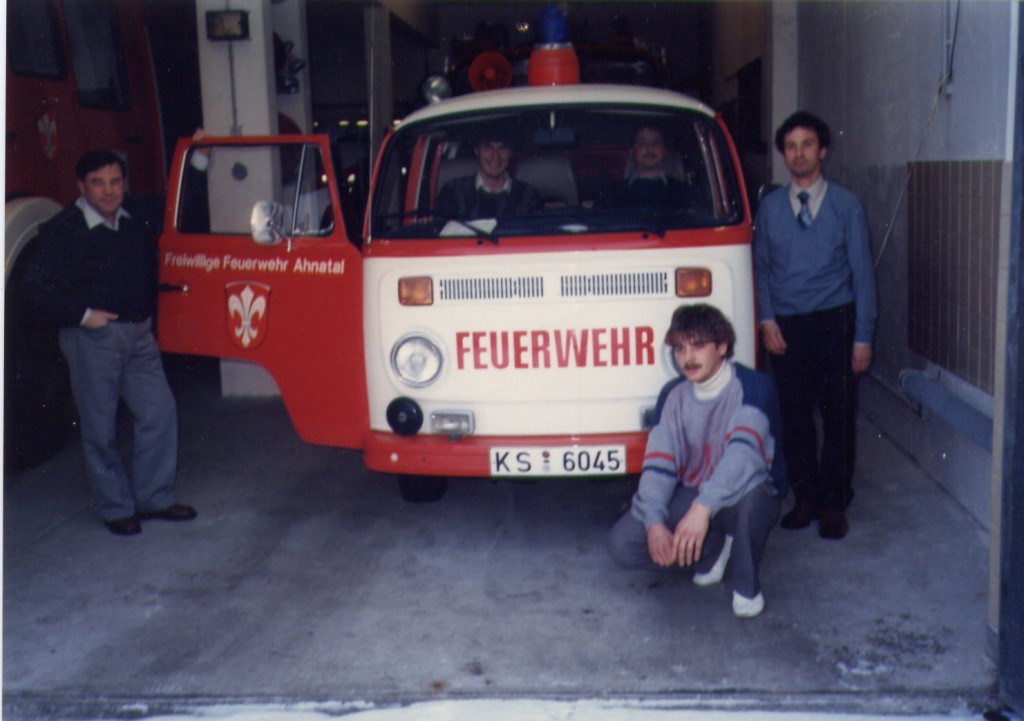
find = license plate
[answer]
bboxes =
[489,445,626,477]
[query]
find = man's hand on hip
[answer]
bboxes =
[82,309,119,329]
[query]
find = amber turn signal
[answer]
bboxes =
[675,268,712,297]
[398,277,434,306]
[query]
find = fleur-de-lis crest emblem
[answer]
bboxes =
[225,282,270,350]
[37,111,58,160]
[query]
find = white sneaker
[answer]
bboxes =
[732,591,765,618]
[693,535,733,587]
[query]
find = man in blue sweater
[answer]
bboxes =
[608,304,787,618]
[754,111,877,540]
[26,149,198,536]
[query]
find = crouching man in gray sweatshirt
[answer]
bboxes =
[608,304,788,618]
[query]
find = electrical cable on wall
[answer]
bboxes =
[873,0,960,269]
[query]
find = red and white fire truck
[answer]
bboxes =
[5,0,169,469]
[5,0,167,268]
[157,35,755,502]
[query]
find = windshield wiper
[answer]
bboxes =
[376,210,500,243]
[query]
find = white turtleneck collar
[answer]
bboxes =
[693,360,733,401]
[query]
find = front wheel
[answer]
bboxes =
[4,232,79,471]
[397,474,448,503]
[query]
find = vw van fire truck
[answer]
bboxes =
[157,27,755,502]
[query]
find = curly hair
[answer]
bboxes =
[774,111,831,154]
[664,303,736,359]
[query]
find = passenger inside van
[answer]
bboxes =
[434,133,541,219]
[597,125,702,213]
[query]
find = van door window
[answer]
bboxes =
[176,143,336,240]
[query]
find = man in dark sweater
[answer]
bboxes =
[25,149,197,535]
[600,125,701,214]
[434,135,541,219]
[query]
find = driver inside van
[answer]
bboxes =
[435,133,541,219]
[601,124,701,213]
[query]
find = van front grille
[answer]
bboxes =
[438,276,545,301]
[560,271,669,298]
[435,271,670,302]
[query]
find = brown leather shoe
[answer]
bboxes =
[106,516,142,536]
[819,510,849,539]
[138,504,197,522]
[780,501,817,529]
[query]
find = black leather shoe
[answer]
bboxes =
[819,510,849,540]
[780,501,817,530]
[106,516,142,536]
[138,504,197,522]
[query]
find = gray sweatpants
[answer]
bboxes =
[607,482,780,598]
[59,319,178,522]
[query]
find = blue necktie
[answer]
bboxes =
[797,191,812,228]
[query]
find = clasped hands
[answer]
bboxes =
[646,502,711,568]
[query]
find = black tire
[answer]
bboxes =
[4,238,79,472]
[397,474,449,503]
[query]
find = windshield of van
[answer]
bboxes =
[370,105,744,242]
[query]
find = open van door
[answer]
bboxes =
[157,135,367,448]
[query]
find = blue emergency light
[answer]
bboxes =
[537,6,570,44]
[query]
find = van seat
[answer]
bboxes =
[436,156,478,193]
[517,155,579,207]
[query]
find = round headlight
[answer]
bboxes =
[391,334,443,387]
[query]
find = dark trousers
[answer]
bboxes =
[607,483,780,598]
[770,303,858,513]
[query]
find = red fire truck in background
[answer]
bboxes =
[5,0,168,469]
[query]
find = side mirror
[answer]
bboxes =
[251,201,287,246]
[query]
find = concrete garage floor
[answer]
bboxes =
[2,357,999,719]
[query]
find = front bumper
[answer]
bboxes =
[362,430,649,478]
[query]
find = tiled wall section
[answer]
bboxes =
[907,160,1000,394]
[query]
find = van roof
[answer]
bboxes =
[399,84,716,129]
